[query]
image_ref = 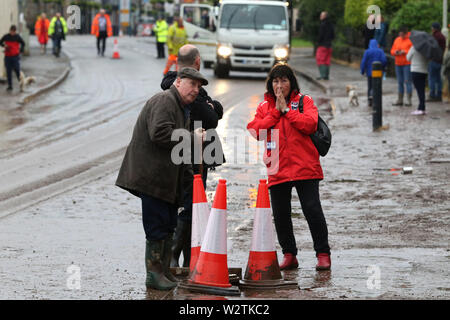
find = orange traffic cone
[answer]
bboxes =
[240,179,297,289]
[189,174,210,275]
[112,39,121,59]
[180,179,240,296]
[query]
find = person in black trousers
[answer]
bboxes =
[0,25,25,91]
[160,44,224,268]
[247,64,331,271]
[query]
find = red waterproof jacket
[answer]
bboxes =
[247,91,323,187]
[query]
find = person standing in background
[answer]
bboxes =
[154,15,168,59]
[407,44,429,115]
[164,17,188,75]
[374,15,388,50]
[427,22,446,102]
[35,13,50,54]
[0,25,25,92]
[91,9,113,57]
[390,26,413,106]
[48,13,68,58]
[315,11,334,81]
[361,39,387,106]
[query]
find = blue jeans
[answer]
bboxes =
[395,65,412,94]
[52,36,62,56]
[428,61,442,98]
[4,56,20,88]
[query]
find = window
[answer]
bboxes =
[220,4,287,30]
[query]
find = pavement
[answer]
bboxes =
[0,41,71,108]
[0,39,448,300]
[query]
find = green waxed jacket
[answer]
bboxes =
[115,85,192,205]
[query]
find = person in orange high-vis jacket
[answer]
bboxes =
[35,13,50,54]
[91,9,113,57]
[390,26,413,106]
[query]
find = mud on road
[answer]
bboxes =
[0,38,449,300]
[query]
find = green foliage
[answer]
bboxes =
[298,0,345,44]
[344,0,406,28]
[291,38,313,48]
[344,0,367,28]
[389,0,442,33]
[368,0,406,18]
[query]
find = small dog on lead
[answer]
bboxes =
[19,71,36,93]
[346,84,359,107]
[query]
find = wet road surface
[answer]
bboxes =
[0,36,448,300]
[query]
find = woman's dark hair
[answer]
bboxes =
[266,63,300,97]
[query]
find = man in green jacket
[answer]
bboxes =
[154,15,168,59]
[116,67,208,291]
[48,12,68,58]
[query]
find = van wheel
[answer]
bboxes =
[214,64,229,78]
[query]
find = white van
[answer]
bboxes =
[181,0,290,78]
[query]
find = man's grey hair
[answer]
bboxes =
[178,46,200,69]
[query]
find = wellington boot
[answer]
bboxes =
[392,93,403,106]
[316,253,331,271]
[145,240,177,291]
[323,65,330,80]
[170,219,191,267]
[163,234,180,283]
[279,253,299,270]
[404,93,412,106]
[316,65,326,80]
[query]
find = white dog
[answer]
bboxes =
[346,84,359,106]
[19,71,36,92]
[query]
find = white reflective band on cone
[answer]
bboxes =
[250,207,276,252]
[191,202,210,248]
[200,208,227,255]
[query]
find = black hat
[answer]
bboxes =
[432,22,441,30]
[178,67,208,86]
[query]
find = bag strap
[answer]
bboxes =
[298,94,305,113]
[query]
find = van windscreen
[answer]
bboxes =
[220,4,287,30]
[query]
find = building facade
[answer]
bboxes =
[0,0,19,80]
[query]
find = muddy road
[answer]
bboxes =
[0,36,448,300]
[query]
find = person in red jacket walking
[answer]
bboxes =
[35,13,50,54]
[247,64,331,271]
[91,9,113,57]
[0,25,25,92]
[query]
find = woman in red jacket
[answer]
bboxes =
[247,64,331,271]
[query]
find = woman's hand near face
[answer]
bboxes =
[275,86,287,112]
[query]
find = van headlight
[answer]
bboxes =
[217,44,232,58]
[274,46,289,60]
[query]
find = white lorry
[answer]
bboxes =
[181,0,290,78]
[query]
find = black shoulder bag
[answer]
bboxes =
[298,95,332,157]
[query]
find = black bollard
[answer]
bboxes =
[372,61,383,131]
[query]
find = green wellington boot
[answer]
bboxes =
[323,65,330,80]
[316,65,326,80]
[145,239,177,290]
